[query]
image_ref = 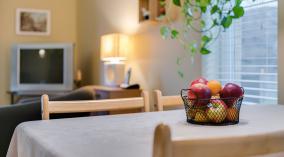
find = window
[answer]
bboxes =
[202,0,278,105]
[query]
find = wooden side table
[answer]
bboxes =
[91,85,142,114]
[92,85,142,99]
[7,91,70,104]
[7,85,142,105]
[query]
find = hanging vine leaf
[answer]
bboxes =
[200,47,211,54]
[221,16,233,28]
[201,35,212,47]
[201,20,206,28]
[210,5,219,15]
[200,0,210,7]
[189,42,198,54]
[233,6,244,18]
[200,7,207,13]
[236,0,243,6]
[173,0,181,7]
[171,29,179,39]
[178,70,184,78]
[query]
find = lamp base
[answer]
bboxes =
[103,62,125,87]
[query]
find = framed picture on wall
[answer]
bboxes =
[16,8,51,36]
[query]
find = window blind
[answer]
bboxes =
[202,0,278,105]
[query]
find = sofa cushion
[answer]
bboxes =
[0,86,96,157]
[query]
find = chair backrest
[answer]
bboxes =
[42,91,150,120]
[154,90,183,111]
[153,124,284,157]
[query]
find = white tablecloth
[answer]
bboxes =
[6,105,284,157]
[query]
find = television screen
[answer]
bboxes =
[20,48,64,84]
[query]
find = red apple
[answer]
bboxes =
[206,100,227,123]
[188,83,211,107]
[190,77,208,86]
[221,83,243,98]
[221,83,243,107]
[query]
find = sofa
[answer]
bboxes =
[0,87,96,157]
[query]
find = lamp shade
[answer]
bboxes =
[100,33,129,62]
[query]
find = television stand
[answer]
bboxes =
[7,90,72,104]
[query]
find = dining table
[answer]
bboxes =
[6,105,284,157]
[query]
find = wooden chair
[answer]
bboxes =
[153,124,284,157]
[154,90,183,111]
[41,91,150,120]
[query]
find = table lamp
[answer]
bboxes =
[100,33,129,87]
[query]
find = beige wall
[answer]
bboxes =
[0,0,281,105]
[0,0,77,104]
[1,0,281,105]
[278,1,284,105]
[78,0,202,107]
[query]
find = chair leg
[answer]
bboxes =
[142,91,150,112]
[41,94,50,120]
[154,90,163,111]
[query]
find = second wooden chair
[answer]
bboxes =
[154,90,183,111]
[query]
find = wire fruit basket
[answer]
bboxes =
[181,89,244,126]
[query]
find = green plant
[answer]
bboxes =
[160,0,246,77]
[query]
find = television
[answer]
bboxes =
[10,43,74,92]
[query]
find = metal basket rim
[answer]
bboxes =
[180,88,244,101]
